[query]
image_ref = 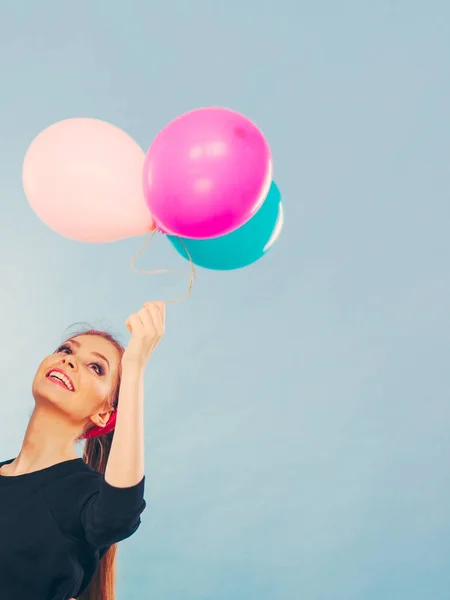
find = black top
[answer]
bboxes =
[0,456,146,600]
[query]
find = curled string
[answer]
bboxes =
[129,229,196,304]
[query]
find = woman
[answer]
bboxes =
[0,301,165,600]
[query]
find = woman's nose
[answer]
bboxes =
[62,358,76,369]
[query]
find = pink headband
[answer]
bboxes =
[81,409,117,440]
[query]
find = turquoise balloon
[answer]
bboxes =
[167,181,283,270]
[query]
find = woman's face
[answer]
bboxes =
[32,334,122,431]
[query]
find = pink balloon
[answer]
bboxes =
[23,118,155,243]
[143,107,272,239]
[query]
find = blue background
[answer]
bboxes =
[0,1,449,598]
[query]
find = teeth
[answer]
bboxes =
[48,371,74,391]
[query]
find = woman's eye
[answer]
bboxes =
[56,345,71,354]
[92,363,104,375]
[55,345,103,376]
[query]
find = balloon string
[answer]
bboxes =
[129,230,196,304]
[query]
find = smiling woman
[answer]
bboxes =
[34,330,124,445]
[0,302,165,600]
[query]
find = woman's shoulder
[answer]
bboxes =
[40,463,104,542]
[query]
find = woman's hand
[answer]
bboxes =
[122,301,166,368]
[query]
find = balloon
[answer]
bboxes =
[143,107,272,240]
[22,118,155,243]
[168,181,283,270]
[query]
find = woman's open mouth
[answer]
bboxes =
[48,377,71,391]
[46,370,75,392]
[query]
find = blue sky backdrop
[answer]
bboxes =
[1,1,449,598]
